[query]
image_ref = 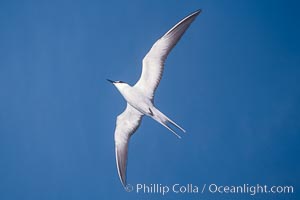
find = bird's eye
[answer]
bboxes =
[117,81,124,83]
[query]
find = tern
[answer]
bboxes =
[107,9,201,188]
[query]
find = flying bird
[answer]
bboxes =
[107,9,201,188]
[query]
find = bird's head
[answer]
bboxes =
[107,79,129,91]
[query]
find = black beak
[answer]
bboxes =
[106,79,115,83]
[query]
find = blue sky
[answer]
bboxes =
[0,0,299,200]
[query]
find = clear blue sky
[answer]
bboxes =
[0,0,299,200]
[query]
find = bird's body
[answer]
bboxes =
[114,83,152,116]
[113,81,185,135]
[107,9,201,189]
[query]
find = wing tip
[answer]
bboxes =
[115,145,127,188]
[189,9,202,18]
[196,9,202,13]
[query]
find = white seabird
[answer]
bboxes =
[107,9,201,188]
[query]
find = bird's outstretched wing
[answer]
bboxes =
[114,104,143,187]
[134,10,201,99]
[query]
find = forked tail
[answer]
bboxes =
[150,107,186,139]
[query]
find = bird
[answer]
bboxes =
[107,9,201,189]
